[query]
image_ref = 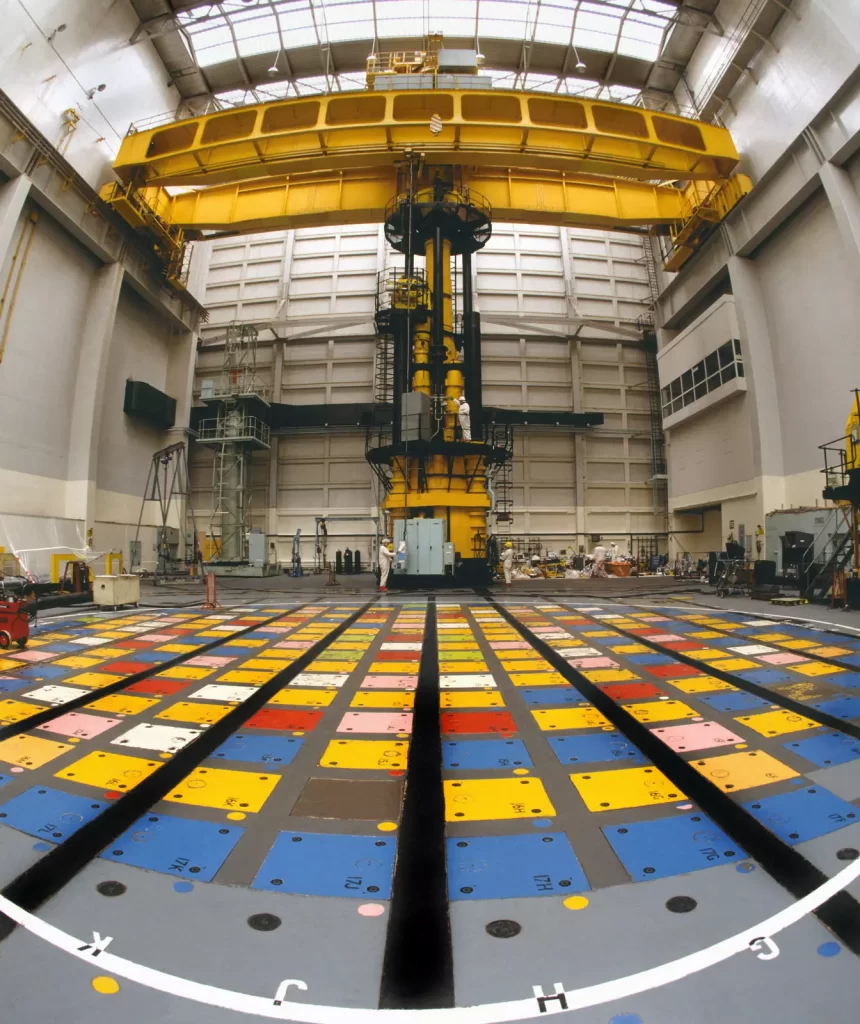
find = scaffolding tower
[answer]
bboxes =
[196,324,278,575]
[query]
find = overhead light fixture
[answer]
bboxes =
[47,23,66,44]
[573,46,586,73]
[85,84,106,99]
[268,49,282,77]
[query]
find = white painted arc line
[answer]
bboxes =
[2,855,860,1021]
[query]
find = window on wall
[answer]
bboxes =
[661,339,744,418]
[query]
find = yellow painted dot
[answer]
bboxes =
[563,895,589,911]
[735,743,748,749]
[513,768,530,775]
[67,737,80,744]
[292,731,305,737]
[396,732,409,739]
[92,976,120,995]
[160,752,172,759]
[226,811,246,821]
[377,821,398,832]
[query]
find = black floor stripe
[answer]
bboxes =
[576,608,860,743]
[0,602,315,743]
[477,591,860,955]
[0,598,377,940]
[379,596,454,1009]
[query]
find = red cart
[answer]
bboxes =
[0,598,29,649]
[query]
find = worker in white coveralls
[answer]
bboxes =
[455,396,471,441]
[378,539,394,591]
[501,541,514,585]
[592,541,608,578]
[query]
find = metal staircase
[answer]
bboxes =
[799,507,855,602]
[488,422,514,531]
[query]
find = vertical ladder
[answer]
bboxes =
[638,235,668,515]
[492,423,514,534]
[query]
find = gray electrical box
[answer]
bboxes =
[393,518,446,575]
[443,542,455,568]
[438,49,479,74]
[248,532,268,567]
[401,391,432,441]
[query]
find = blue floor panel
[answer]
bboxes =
[517,688,587,707]
[783,730,860,768]
[0,786,106,842]
[626,653,676,666]
[101,813,244,881]
[210,733,303,765]
[697,691,771,712]
[547,732,648,766]
[829,672,860,689]
[0,678,35,694]
[126,650,178,663]
[808,696,860,721]
[447,832,589,900]
[742,786,859,844]
[12,665,71,681]
[443,739,533,770]
[602,813,746,882]
[738,669,794,687]
[836,654,860,668]
[252,832,396,898]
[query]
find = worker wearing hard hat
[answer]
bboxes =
[501,541,514,585]
[378,539,394,591]
[455,395,471,441]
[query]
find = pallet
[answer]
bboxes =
[770,596,808,606]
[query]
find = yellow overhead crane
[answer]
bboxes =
[101,88,750,288]
[100,83,751,585]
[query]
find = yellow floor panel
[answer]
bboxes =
[156,666,215,681]
[749,633,794,642]
[65,673,124,689]
[440,692,505,709]
[734,708,821,737]
[328,642,371,651]
[350,692,414,709]
[165,766,280,812]
[435,661,489,674]
[0,700,49,724]
[711,658,757,671]
[692,750,798,791]
[0,734,72,769]
[0,657,21,671]
[806,646,853,658]
[494,650,545,661]
[789,662,845,677]
[444,777,555,821]
[438,643,481,651]
[269,688,338,707]
[778,640,819,650]
[500,659,552,673]
[368,661,419,674]
[56,750,160,790]
[510,671,569,687]
[218,670,278,685]
[86,694,160,716]
[622,700,697,723]
[685,649,733,662]
[611,644,651,654]
[224,638,269,648]
[156,643,200,653]
[319,739,408,770]
[687,631,724,639]
[240,659,292,673]
[254,649,299,660]
[569,766,683,812]
[532,708,612,731]
[51,656,104,669]
[155,701,233,725]
[668,677,737,694]
[580,669,640,684]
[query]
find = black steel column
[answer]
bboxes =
[461,249,483,433]
[431,224,446,399]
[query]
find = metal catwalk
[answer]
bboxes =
[0,595,859,1022]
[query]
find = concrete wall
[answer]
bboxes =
[0,0,177,189]
[659,0,860,558]
[0,15,199,580]
[190,222,667,564]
